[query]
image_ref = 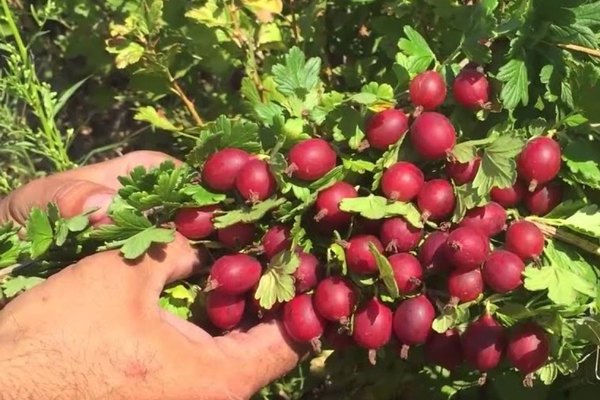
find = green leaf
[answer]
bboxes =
[472,135,525,196]
[397,26,436,75]
[120,227,175,259]
[371,137,406,190]
[496,303,535,326]
[537,363,558,385]
[561,204,600,238]
[369,243,399,299]
[213,198,285,229]
[159,283,197,320]
[181,185,227,206]
[272,46,321,97]
[66,215,90,233]
[432,304,471,333]
[524,241,596,305]
[26,208,53,259]
[339,196,423,228]
[51,77,88,119]
[562,139,600,189]
[350,82,395,110]
[1,276,45,298]
[309,166,346,191]
[341,157,376,174]
[105,39,145,69]
[452,183,486,223]
[451,142,478,163]
[134,106,179,131]
[255,251,299,309]
[327,242,347,275]
[185,0,230,28]
[496,58,529,109]
[574,316,600,345]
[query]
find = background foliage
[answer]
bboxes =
[2,0,600,399]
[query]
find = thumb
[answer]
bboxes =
[0,177,115,226]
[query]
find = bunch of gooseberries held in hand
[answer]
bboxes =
[172,66,559,386]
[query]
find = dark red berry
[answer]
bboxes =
[313,277,357,322]
[425,329,463,370]
[448,268,484,303]
[491,181,527,208]
[345,235,384,275]
[314,182,358,228]
[458,202,507,237]
[293,252,320,293]
[482,250,525,293]
[217,223,255,249]
[446,227,490,271]
[462,313,506,372]
[409,70,447,110]
[446,157,481,185]
[505,221,545,261]
[389,253,423,294]
[410,112,456,160]
[379,217,423,253]
[353,298,393,364]
[283,294,326,344]
[418,231,451,271]
[175,205,219,240]
[381,162,424,202]
[208,254,262,295]
[524,182,563,216]
[507,323,550,374]
[235,159,277,201]
[393,295,435,347]
[366,109,409,150]
[517,137,561,191]
[206,291,245,330]
[262,225,291,259]
[417,179,456,222]
[202,148,251,192]
[453,69,490,109]
[288,138,337,181]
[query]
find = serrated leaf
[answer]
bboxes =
[120,227,175,259]
[106,39,144,69]
[562,139,600,189]
[451,142,478,163]
[497,58,529,109]
[309,166,346,191]
[66,215,90,232]
[272,46,321,97]
[185,0,230,28]
[339,196,423,228]
[255,250,298,310]
[561,204,600,238]
[342,157,376,174]
[369,243,399,299]
[213,198,285,229]
[181,185,227,206]
[134,106,179,131]
[472,135,525,196]
[537,363,558,385]
[397,26,436,75]
[1,276,44,298]
[26,208,53,259]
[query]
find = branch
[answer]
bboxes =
[170,80,204,126]
[531,221,600,258]
[558,43,600,58]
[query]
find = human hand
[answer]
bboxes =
[0,151,303,400]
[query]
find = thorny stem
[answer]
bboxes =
[229,2,265,102]
[530,221,600,258]
[558,43,600,58]
[170,80,204,126]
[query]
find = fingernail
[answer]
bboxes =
[83,192,115,224]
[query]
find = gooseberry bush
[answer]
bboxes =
[2,0,600,399]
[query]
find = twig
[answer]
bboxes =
[558,43,600,58]
[531,221,600,258]
[170,81,204,126]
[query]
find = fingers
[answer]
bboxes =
[57,150,181,190]
[135,233,205,297]
[0,150,180,226]
[0,178,115,226]
[215,320,305,394]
